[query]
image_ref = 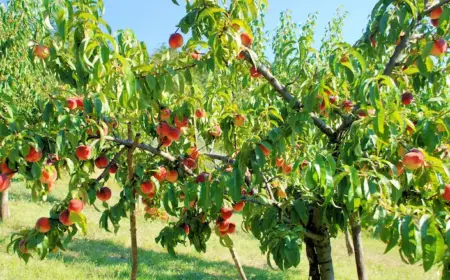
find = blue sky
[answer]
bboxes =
[101,0,378,54]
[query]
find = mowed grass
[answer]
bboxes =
[0,177,440,280]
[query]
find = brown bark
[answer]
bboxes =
[127,123,140,280]
[305,237,320,280]
[345,229,354,256]
[350,212,367,280]
[309,208,334,280]
[229,247,247,280]
[0,190,9,222]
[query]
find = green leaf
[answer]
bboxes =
[293,200,308,225]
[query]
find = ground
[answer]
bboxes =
[0,176,440,279]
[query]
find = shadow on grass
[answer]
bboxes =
[49,238,287,280]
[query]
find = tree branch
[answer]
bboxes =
[95,146,127,182]
[311,113,335,138]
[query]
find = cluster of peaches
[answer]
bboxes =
[215,202,245,237]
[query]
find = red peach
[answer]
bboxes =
[167,127,181,141]
[183,158,197,170]
[109,163,118,174]
[275,158,285,167]
[24,146,42,163]
[195,109,207,118]
[342,100,354,113]
[40,165,57,185]
[184,224,190,235]
[221,207,233,220]
[187,147,199,160]
[167,170,178,183]
[59,209,73,226]
[218,220,230,232]
[95,156,109,169]
[233,201,245,212]
[35,217,51,233]
[240,33,252,47]
[18,240,28,254]
[190,51,202,60]
[250,66,261,78]
[403,149,424,170]
[67,98,78,110]
[169,33,184,49]
[156,122,170,137]
[140,181,156,195]
[76,145,92,160]
[97,187,112,201]
[33,45,50,59]
[145,206,158,215]
[430,7,443,20]
[431,39,448,56]
[1,161,15,178]
[210,125,222,137]
[153,167,167,182]
[68,199,84,213]
[161,137,172,147]
[401,92,414,106]
[175,116,189,128]
[160,108,171,121]
[196,172,211,183]
[443,184,450,202]
[234,114,245,127]
[227,222,236,234]
[0,174,11,192]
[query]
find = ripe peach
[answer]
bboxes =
[328,95,337,104]
[183,158,197,170]
[140,181,155,195]
[250,66,261,78]
[68,199,84,213]
[35,217,51,233]
[195,108,207,118]
[259,144,270,157]
[190,50,202,60]
[59,209,73,226]
[218,220,230,232]
[431,19,439,27]
[167,127,181,141]
[76,145,92,160]
[75,97,84,108]
[196,172,211,183]
[184,224,190,235]
[430,7,443,20]
[282,163,293,174]
[40,165,57,185]
[0,174,11,192]
[431,39,448,56]
[169,33,183,49]
[145,206,158,215]
[95,155,109,169]
[156,122,170,137]
[234,114,245,127]
[160,108,171,121]
[67,98,78,110]
[227,223,236,234]
[221,207,233,220]
[97,187,112,201]
[210,125,222,137]
[154,167,167,182]
[167,170,178,183]
[342,100,354,113]
[233,201,245,212]
[237,51,245,60]
[109,163,118,174]
[33,45,50,59]
[1,161,15,178]
[24,146,42,163]
[443,184,450,202]
[240,33,252,47]
[19,240,28,254]
[187,146,199,160]
[161,137,172,147]
[403,149,424,170]
[401,92,414,106]
[175,116,189,128]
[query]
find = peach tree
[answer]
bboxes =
[1,0,450,279]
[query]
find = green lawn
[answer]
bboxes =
[0,178,439,280]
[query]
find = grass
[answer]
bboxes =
[0,177,440,280]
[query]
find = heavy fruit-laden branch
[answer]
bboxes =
[95,146,128,182]
[384,0,450,75]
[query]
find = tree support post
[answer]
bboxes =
[350,212,367,280]
[0,190,9,222]
[127,123,140,280]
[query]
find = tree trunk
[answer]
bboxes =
[350,212,367,280]
[229,247,247,280]
[309,207,334,280]
[127,124,140,280]
[345,229,354,256]
[305,237,320,280]
[0,190,9,222]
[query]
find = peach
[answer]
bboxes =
[161,137,172,147]
[167,127,181,141]
[59,209,73,226]
[233,201,245,212]
[156,122,170,137]
[370,36,376,48]
[35,217,51,233]
[225,165,233,172]
[190,50,202,60]
[183,158,197,170]
[33,45,50,59]
[218,220,230,232]
[109,163,118,174]
[68,199,84,213]
[431,19,439,27]
[24,146,42,163]
[18,240,28,254]
[401,92,414,106]
[40,165,57,185]
[282,163,293,174]
[250,66,261,78]
[232,23,240,31]
[67,98,78,110]
[76,145,91,160]
[187,146,199,160]
[0,174,11,192]
[234,114,245,127]
[195,109,206,118]
[75,97,84,108]
[431,39,447,56]
[1,161,15,178]
[259,144,270,157]
[140,181,155,195]
[328,95,337,104]
[145,206,158,215]
[275,158,285,167]
[175,116,189,128]
[443,184,450,202]
[153,167,167,182]
[184,224,190,235]
[210,125,222,137]
[342,100,354,113]
[227,222,236,234]
[95,155,109,169]
[403,149,424,170]
[169,33,184,49]
[167,170,178,183]
[196,172,211,183]
[97,187,112,201]
[160,108,171,121]
[221,207,233,220]
[237,51,245,60]
[240,33,252,47]
[430,7,443,20]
